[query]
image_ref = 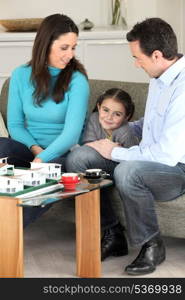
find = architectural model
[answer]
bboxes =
[0,158,62,194]
[31,162,62,179]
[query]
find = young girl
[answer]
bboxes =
[82,88,138,147]
[66,88,139,261]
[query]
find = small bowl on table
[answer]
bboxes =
[84,169,107,183]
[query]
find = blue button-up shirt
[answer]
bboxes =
[111,55,185,166]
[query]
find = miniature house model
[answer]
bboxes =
[0,157,8,164]
[31,162,61,179]
[0,158,62,194]
[0,176,24,193]
[13,169,46,186]
[0,162,14,176]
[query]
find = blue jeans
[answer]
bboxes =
[0,137,66,227]
[114,160,185,247]
[66,145,119,229]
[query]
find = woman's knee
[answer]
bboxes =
[0,137,13,156]
[0,137,33,161]
[0,137,11,146]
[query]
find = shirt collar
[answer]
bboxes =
[156,55,185,86]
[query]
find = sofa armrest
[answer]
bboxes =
[0,112,8,137]
[0,77,10,126]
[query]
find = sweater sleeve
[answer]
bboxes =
[7,67,38,147]
[37,72,89,162]
[113,123,139,148]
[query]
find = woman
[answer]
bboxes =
[0,14,89,226]
[0,13,89,165]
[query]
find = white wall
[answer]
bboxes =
[126,0,157,27]
[156,0,183,51]
[183,0,185,52]
[0,0,110,27]
[126,0,183,50]
[0,0,182,28]
[0,0,183,49]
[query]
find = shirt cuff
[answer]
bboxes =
[111,147,128,162]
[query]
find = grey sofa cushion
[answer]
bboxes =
[155,195,185,238]
[89,79,148,120]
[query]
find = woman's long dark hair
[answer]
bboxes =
[29,14,88,104]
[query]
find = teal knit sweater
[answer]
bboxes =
[7,64,89,162]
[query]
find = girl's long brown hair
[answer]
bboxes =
[29,14,88,104]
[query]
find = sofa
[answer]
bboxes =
[0,78,185,239]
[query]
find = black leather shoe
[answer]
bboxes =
[125,234,166,275]
[101,223,128,261]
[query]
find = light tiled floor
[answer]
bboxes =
[24,200,185,278]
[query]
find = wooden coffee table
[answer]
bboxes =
[0,178,112,278]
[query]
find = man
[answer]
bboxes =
[79,18,185,275]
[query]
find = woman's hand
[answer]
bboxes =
[32,157,43,163]
[30,145,44,156]
[30,145,44,163]
[86,139,120,160]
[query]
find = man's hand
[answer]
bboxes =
[86,139,120,160]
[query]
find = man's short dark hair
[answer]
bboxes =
[126,18,178,60]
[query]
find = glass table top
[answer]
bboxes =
[18,177,113,207]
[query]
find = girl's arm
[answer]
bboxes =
[113,123,139,148]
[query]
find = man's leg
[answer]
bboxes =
[66,145,128,260]
[114,160,185,275]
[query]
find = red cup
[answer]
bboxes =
[60,173,80,190]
